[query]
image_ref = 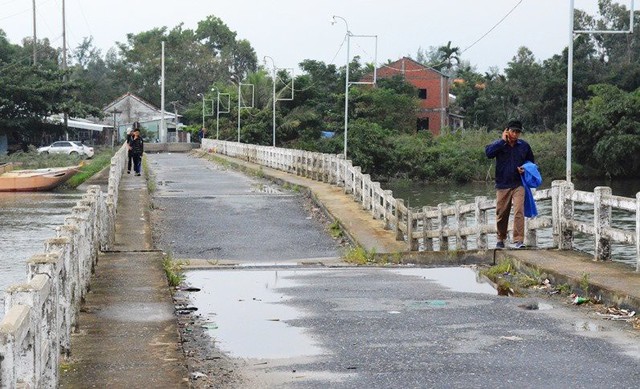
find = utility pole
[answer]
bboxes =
[32,0,36,65]
[160,41,166,143]
[62,0,68,138]
[109,108,122,148]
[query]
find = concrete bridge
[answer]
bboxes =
[1,141,639,387]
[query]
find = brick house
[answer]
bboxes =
[365,57,462,136]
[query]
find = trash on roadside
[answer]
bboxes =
[596,307,636,321]
[573,296,589,305]
[191,371,208,379]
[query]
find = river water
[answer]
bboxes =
[0,191,83,321]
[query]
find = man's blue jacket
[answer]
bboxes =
[485,138,535,189]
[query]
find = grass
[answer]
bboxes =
[2,146,85,169]
[329,220,343,239]
[65,150,115,188]
[343,246,378,265]
[162,253,188,288]
[580,272,591,296]
[142,154,156,193]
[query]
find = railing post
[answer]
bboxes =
[455,200,467,250]
[409,207,418,251]
[423,206,434,251]
[438,203,449,251]
[395,199,404,241]
[561,181,574,250]
[552,180,573,249]
[475,196,487,250]
[594,186,612,261]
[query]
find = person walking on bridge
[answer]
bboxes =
[130,128,144,176]
[485,120,535,249]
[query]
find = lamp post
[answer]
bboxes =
[232,77,255,143]
[237,81,241,142]
[565,0,635,183]
[264,56,277,147]
[197,93,205,130]
[332,15,351,158]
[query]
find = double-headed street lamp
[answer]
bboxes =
[331,15,377,159]
[565,0,635,183]
[231,76,255,143]
[264,56,277,147]
[263,56,295,147]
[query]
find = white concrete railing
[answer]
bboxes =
[0,144,127,388]
[202,140,640,272]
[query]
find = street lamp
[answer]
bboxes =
[263,56,296,148]
[331,16,377,159]
[264,56,277,147]
[216,91,231,140]
[197,93,205,130]
[331,15,351,158]
[231,76,255,143]
[565,0,635,183]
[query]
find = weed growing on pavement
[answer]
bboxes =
[329,220,343,238]
[162,253,188,287]
[344,246,377,265]
[580,272,591,296]
[142,155,156,193]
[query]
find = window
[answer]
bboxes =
[417,118,429,131]
[418,89,427,99]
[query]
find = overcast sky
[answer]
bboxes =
[2,0,611,73]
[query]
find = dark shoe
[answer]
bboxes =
[127,170,131,174]
[135,173,141,176]
[512,241,525,249]
[495,241,505,249]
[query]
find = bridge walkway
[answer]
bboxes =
[59,171,188,387]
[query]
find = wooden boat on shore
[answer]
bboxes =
[0,163,80,192]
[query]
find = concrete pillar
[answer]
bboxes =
[455,200,467,250]
[475,196,487,250]
[594,186,612,261]
[423,206,434,251]
[438,203,449,251]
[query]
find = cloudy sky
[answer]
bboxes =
[1,0,610,73]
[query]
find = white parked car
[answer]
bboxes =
[72,141,95,158]
[37,141,94,158]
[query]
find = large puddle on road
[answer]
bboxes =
[184,267,497,360]
[184,270,324,359]
[392,267,497,294]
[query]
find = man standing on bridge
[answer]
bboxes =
[485,120,535,249]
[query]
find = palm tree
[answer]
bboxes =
[434,41,461,71]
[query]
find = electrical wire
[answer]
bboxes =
[380,0,525,73]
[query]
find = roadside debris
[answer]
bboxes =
[595,307,636,321]
[572,295,589,305]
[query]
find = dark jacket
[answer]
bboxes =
[485,138,535,189]
[130,137,144,156]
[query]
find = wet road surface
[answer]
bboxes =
[150,153,640,388]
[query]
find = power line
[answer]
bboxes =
[380,0,525,73]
